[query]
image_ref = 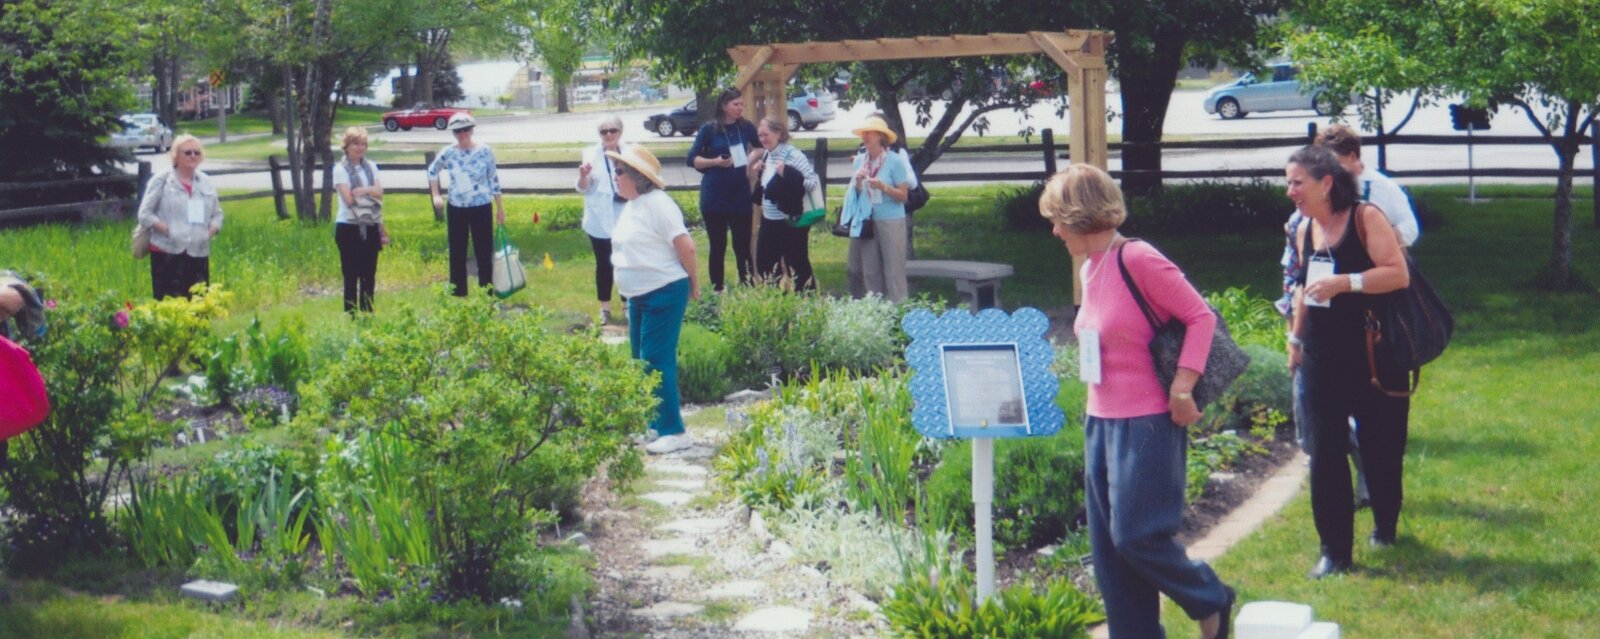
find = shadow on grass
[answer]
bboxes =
[1360,538,1596,595]
[1409,433,1544,460]
[1403,498,1548,529]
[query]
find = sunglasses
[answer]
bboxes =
[181,149,203,157]
[599,128,621,135]
[453,127,474,134]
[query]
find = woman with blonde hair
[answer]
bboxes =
[1042,164,1234,638]
[577,115,630,323]
[748,116,820,290]
[334,126,387,313]
[136,134,223,299]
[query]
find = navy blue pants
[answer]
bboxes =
[446,204,493,297]
[1085,413,1230,638]
[627,277,689,436]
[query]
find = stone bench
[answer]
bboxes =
[904,260,1015,309]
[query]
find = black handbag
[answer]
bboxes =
[1352,206,1453,397]
[905,183,930,213]
[830,207,872,239]
[1116,241,1250,410]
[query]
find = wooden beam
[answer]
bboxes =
[731,45,775,95]
[1029,31,1080,76]
[726,31,1105,65]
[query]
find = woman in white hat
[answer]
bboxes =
[577,115,631,324]
[840,116,913,301]
[427,113,506,296]
[607,146,701,454]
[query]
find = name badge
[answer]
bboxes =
[867,185,884,205]
[1305,256,1335,307]
[730,142,748,168]
[1077,329,1102,384]
[186,199,206,225]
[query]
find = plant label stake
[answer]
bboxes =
[903,307,1062,603]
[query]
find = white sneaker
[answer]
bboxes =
[644,433,693,454]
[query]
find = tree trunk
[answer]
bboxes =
[556,77,570,113]
[1549,138,1578,289]
[283,64,308,220]
[268,87,283,135]
[694,87,714,127]
[413,51,435,105]
[396,64,413,107]
[1115,34,1185,196]
[295,0,335,223]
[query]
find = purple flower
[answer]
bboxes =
[112,310,129,329]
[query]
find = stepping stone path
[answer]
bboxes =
[584,423,885,637]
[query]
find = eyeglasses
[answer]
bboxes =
[452,127,474,134]
[599,128,621,135]
[181,150,203,157]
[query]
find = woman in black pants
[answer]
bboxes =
[577,115,629,323]
[687,87,759,292]
[136,134,223,300]
[1285,145,1412,579]
[428,113,505,296]
[333,126,387,313]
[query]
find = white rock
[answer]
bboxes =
[1210,472,1238,482]
[749,510,771,541]
[700,580,766,600]
[723,389,772,404]
[651,461,709,477]
[1036,545,1058,557]
[734,605,811,632]
[642,538,702,558]
[656,518,724,535]
[179,580,238,603]
[642,566,695,581]
[563,532,591,547]
[631,601,703,620]
[767,540,795,561]
[656,479,706,491]
[642,491,693,507]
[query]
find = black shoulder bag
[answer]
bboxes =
[1116,240,1250,409]
[1351,204,1453,397]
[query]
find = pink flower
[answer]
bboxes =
[44,299,57,310]
[113,310,129,329]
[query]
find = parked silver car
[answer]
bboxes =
[785,86,837,131]
[1202,64,1342,120]
[109,113,173,153]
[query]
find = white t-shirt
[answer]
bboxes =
[577,143,627,239]
[1359,167,1419,247]
[611,190,690,297]
[332,159,381,224]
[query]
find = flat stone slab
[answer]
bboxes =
[600,334,628,346]
[734,606,811,633]
[642,538,702,558]
[642,491,693,507]
[904,259,1014,281]
[656,518,724,535]
[179,580,238,603]
[642,566,695,581]
[656,479,706,491]
[651,461,708,477]
[631,601,704,620]
[701,580,766,600]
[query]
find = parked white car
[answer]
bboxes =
[108,113,173,153]
[1203,64,1343,120]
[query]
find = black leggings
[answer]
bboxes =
[446,204,493,297]
[589,235,614,302]
[150,251,209,300]
[702,209,753,291]
[756,217,815,291]
[335,223,382,313]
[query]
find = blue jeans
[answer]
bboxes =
[1085,413,1229,638]
[627,277,689,436]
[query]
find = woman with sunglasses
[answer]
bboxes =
[577,115,632,323]
[428,113,505,296]
[136,134,224,300]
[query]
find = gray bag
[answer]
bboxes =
[344,159,382,226]
[1116,241,1250,409]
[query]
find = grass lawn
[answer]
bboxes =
[4,183,1598,636]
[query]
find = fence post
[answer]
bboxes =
[318,150,336,222]
[1307,122,1318,145]
[425,151,442,222]
[814,137,829,187]
[1592,123,1599,228]
[267,155,288,220]
[135,161,152,214]
[1041,128,1057,175]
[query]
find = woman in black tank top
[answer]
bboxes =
[1285,146,1413,579]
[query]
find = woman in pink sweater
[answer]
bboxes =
[1041,165,1234,639]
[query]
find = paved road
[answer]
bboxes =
[197,90,1594,193]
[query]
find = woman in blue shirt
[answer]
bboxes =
[428,113,505,297]
[841,116,912,301]
[686,88,760,292]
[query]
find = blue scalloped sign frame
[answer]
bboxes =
[903,307,1063,439]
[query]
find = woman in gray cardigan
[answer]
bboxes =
[136,134,224,299]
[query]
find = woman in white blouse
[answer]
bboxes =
[576,115,631,324]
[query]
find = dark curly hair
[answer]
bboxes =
[1288,145,1359,213]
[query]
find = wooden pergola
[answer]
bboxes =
[727,30,1113,303]
[727,30,1112,169]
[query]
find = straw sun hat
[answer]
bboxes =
[852,116,898,145]
[605,145,666,189]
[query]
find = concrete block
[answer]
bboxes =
[1235,601,1313,639]
[179,580,238,603]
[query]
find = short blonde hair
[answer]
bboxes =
[168,134,203,167]
[1038,164,1126,234]
[341,126,369,150]
[758,116,790,144]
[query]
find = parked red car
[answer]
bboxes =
[382,103,471,131]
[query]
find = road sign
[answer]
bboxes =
[209,69,226,87]
[1449,104,1491,131]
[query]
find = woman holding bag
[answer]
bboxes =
[1285,145,1412,578]
[333,126,387,314]
[136,134,223,300]
[748,116,820,291]
[428,113,506,297]
[841,116,912,301]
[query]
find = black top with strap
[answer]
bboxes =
[1296,206,1377,355]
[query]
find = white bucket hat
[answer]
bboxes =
[447,112,476,131]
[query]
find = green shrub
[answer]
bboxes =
[1,287,228,569]
[683,289,723,331]
[298,292,655,602]
[925,431,1087,549]
[678,323,734,403]
[1000,179,1289,236]
[314,430,437,598]
[532,202,585,231]
[716,285,827,386]
[1207,287,1284,350]
[817,294,904,373]
[883,570,1105,638]
[997,181,1052,233]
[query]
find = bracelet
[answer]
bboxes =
[1287,334,1304,347]
[1349,272,1364,293]
[1171,391,1193,401]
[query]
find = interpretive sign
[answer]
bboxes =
[904,307,1062,439]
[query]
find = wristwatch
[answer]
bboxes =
[1172,391,1193,401]
[1349,272,1365,293]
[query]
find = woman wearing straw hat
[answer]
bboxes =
[840,116,913,301]
[607,145,701,455]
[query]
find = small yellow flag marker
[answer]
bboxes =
[543,253,555,270]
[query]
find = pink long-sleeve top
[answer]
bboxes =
[1074,240,1216,418]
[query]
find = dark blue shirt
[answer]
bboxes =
[687,120,759,215]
